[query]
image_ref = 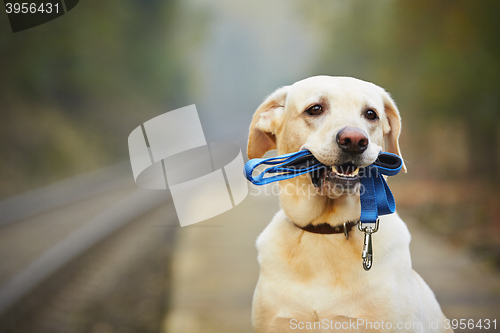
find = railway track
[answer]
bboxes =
[0,162,178,333]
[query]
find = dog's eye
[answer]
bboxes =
[305,105,323,116]
[364,109,378,120]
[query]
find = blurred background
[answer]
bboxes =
[0,0,499,332]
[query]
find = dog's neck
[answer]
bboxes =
[279,177,362,228]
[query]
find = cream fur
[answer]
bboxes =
[248,76,452,333]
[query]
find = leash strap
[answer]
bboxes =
[359,153,402,224]
[244,150,402,223]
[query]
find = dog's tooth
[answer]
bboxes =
[353,168,359,176]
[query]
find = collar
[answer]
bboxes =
[292,220,358,239]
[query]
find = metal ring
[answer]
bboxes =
[357,218,379,233]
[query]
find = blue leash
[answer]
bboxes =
[244,150,402,224]
[244,150,403,270]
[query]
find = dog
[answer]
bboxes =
[248,76,452,332]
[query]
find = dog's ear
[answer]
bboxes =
[247,86,288,159]
[381,91,407,172]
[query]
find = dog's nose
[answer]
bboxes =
[336,127,369,154]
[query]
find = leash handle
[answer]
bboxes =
[244,150,325,185]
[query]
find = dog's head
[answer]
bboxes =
[248,76,405,200]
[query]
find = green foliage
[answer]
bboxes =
[0,0,198,197]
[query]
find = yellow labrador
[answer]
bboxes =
[248,76,452,333]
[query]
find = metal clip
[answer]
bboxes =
[357,219,379,271]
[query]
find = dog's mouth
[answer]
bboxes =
[331,162,360,178]
[310,162,361,197]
